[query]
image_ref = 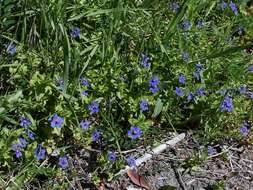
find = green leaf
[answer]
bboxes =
[152,98,163,118]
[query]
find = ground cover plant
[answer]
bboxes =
[0,0,253,189]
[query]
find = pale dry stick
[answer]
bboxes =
[115,133,186,176]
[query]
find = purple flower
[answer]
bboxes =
[220,1,228,10]
[6,43,16,55]
[81,90,88,96]
[229,1,238,15]
[126,156,136,167]
[196,87,205,96]
[187,92,194,102]
[149,86,160,94]
[235,26,244,36]
[181,20,191,30]
[71,27,81,38]
[108,151,117,162]
[240,123,249,136]
[207,146,217,156]
[34,144,46,160]
[140,53,150,68]
[239,86,247,94]
[80,120,91,130]
[80,77,89,86]
[182,51,189,61]
[27,130,35,140]
[128,126,142,140]
[248,65,253,73]
[197,19,204,28]
[193,64,203,81]
[49,114,64,128]
[175,87,184,97]
[140,100,148,112]
[170,2,180,12]
[220,94,234,112]
[20,117,31,128]
[92,129,100,141]
[59,156,68,169]
[250,93,253,100]
[179,74,186,84]
[12,144,22,158]
[56,78,64,89]
[88,101,100,114]
[19,137,28,148]
[149,76,160,87]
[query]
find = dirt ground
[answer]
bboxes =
[111,133,253,190]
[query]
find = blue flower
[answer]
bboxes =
[239,86,247,94]
[197,19,204,28]
[229,1,238,15]
[128,126,142,140]
[140,53,150,68]
[235,26,244,35]
[181,20,191,30]
[34,144,46,160]
[149,76,159,87]
[49,114,64,128]
[20,117,31,128]
[71,27,81,38]
[182,51,189,61]
[187,92,194,102]
[59,156,68,169]
[6,43,16,55]
[27,130,35,140]
[92,129,100,141]
[149,86,160,94]
[179,74,186,84]
[81,90,88,96]
[193,64,203,81]
[12,144,22,158]
[126,156,136,167]
[248,65,253,73]
[19,137,28,148]
[196,87,205,96]
[80,77,89,86]
[220,1,228,10]
[140,100,148,112]
[220,94,234,112]
[175,87,184,97]
[108,151,117,162]
[56,78,64,89]
[207,146,217,156]
[88,101,100,114]
[80,120,91,130]
[250,93,253,100]
[170,2,180,12]
[240,123,249,136]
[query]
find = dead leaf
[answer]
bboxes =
[97,181,105,190]
[127,169,152,190]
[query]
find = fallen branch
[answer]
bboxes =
[116,133,186,176]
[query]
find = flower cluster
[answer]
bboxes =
[148,76,160,94]
[220,94,234,112]
[88,101,100,114]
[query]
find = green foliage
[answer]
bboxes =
[0,0,253,188]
